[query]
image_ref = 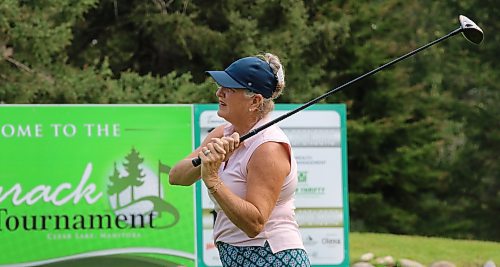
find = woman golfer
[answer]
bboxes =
[169,53,310,267]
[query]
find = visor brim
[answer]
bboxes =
[206,71,246,89]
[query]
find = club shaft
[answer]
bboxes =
[192,27,463,167]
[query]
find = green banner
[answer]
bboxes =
[0,105,195,267]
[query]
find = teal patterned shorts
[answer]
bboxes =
[216,241,311,267]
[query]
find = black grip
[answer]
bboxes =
[192,157,202,167]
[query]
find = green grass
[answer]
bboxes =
[350,232,500,267]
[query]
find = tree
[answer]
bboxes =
[108,162,125,208]
[433,0,500,241]
[0,0,97,102]
[123,148,146,200]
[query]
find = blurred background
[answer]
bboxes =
[1,0,498,242]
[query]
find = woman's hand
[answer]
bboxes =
[199,132,240,187]
[199,142,225,187]
[210,132,240,162]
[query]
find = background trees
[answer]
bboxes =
[1,0,498,241]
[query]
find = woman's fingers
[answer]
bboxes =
[206,143,225,161]
[211,138,227,155]
[220,137,233,152]
[207,133,241,162]
[198,147,210,161]
[230,132,240,148]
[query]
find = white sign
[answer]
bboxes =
[197,105,348,266]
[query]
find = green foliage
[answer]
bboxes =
[1,0,498,241]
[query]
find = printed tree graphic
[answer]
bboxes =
[122,148,146,201]
[107,148,147,208]
[108,162,127,208]
[106,148,181,228]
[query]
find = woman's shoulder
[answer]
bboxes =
[243,125,291,153]
[261,125,290,143]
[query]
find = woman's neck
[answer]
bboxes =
[231,115,261,135]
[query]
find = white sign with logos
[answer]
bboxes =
[197,106,348,266]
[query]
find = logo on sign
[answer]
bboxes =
[108,148,179,229]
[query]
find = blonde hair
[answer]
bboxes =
[245,52,285,118]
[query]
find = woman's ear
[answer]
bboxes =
[250,94,264,111]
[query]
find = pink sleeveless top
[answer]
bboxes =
[209,116,304,253]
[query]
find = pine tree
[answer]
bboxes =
[123,148,146,201]
[107,162,122,208]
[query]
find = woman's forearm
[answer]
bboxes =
[169,158,201,186]
[210,183,266,238]
[169,124,226,186]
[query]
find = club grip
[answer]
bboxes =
[192,157,202,167]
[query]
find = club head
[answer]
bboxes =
[459,15,484,44]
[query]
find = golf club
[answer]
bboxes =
[192,15,483,167]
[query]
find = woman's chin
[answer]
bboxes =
[217,109,227,119]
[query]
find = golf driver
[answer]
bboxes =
[192,15,483,167]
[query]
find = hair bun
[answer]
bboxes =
[262,53,285,99]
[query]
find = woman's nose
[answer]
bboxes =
[216,87,224,97]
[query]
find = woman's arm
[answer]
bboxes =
[204,141,291,238]
[169,125,226,186]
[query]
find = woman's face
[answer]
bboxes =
[215,87,253,123]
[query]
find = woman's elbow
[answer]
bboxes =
[168,169,182,185]
[244,223,264,238]
[169,167,196,186]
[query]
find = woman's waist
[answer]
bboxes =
[213,216,303,252]
[214,211,300,240]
